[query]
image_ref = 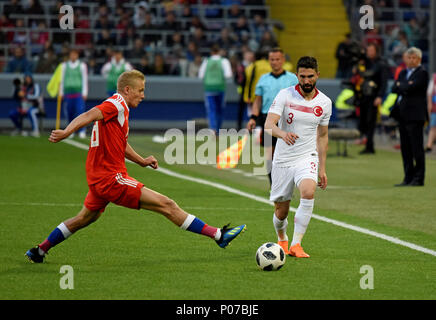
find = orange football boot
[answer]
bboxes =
[277,240,290,255]
[289,243,310,258]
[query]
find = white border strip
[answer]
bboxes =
[63,139,436,257]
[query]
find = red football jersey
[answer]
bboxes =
[86,94,130,185]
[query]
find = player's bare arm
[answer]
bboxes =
[247,95,262,131]
[264,112,299,145]
[49,107,103,143]
[317,125,328,190]
[125,142,158,169]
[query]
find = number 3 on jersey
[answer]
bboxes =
[91,121,99,147]
[287,112,294,124]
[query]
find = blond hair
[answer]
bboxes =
[117,70,145,92]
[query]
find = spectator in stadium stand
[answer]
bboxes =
[25,70,246,264]
[118,26,136,47]
[251,14,271,43]
[356,43,389,155]
[227,3,243,19]
[149,53,171,76]
[426,72,436,153]
[168,31,184,50]
[258,30,278,51]
[116,11,130,35]
[217,27,238,52]
[133,1,150,28]
[399,0,413,8]
[59,49,88,139]
[390,31,409,66]
[87,58,99,76]
[185,40,199,62]
[232,15,251,43]
[74,9,92,46]
[198,44,233,134]
[31,21,49,50]
[5,47,33,74]
[135,54,154,76]
[12,19,27,45]
[35,42,59,74]
[403,17,421,47]
[49,0,63,16]
[186,15,207,32]
[187,54,203,78]
[126,38,146,60]
[4,0,24,18]
[181,4,193,19]
[190,28,209,51]
[160,11,182,31]
[101,50,133,96]
[391,48,428,186]
[96,29,116,47]
[0,13,14,44]
[139,11,160,45]
[95,15,115,43]
[24,0,44,26]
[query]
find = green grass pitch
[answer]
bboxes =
[0,134,435,300]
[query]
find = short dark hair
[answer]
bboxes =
[211,43,220,54]
[269,47,284,55]
[296,56,318,72]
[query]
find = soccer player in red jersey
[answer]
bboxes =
[26,70,245,263]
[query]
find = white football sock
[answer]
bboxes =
[273,213,288,241]
[291,198,314,246]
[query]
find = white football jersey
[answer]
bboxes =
[268,84,332,166]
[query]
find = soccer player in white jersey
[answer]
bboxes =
[264,56,331,258]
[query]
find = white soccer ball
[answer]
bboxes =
[255,242,286,271]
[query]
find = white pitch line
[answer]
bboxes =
[62,139,436,257]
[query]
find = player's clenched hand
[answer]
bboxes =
[142,156,158,169]
[49,129,68,143]
[281,132,299,145]
[318,171,327,190]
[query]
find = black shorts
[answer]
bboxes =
[258,113,278,148]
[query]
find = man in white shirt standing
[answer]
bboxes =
[265,56,331,258]
[198,44,233,134]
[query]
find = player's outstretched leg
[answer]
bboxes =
[139,186,246,248]
[25,207,101,263]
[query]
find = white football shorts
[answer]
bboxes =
[269,156,319,203]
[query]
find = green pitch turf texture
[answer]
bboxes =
[0,134,435,300]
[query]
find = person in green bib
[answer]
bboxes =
[101,50,133,96]
[59,49,88,139]
[198,44,233,134]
